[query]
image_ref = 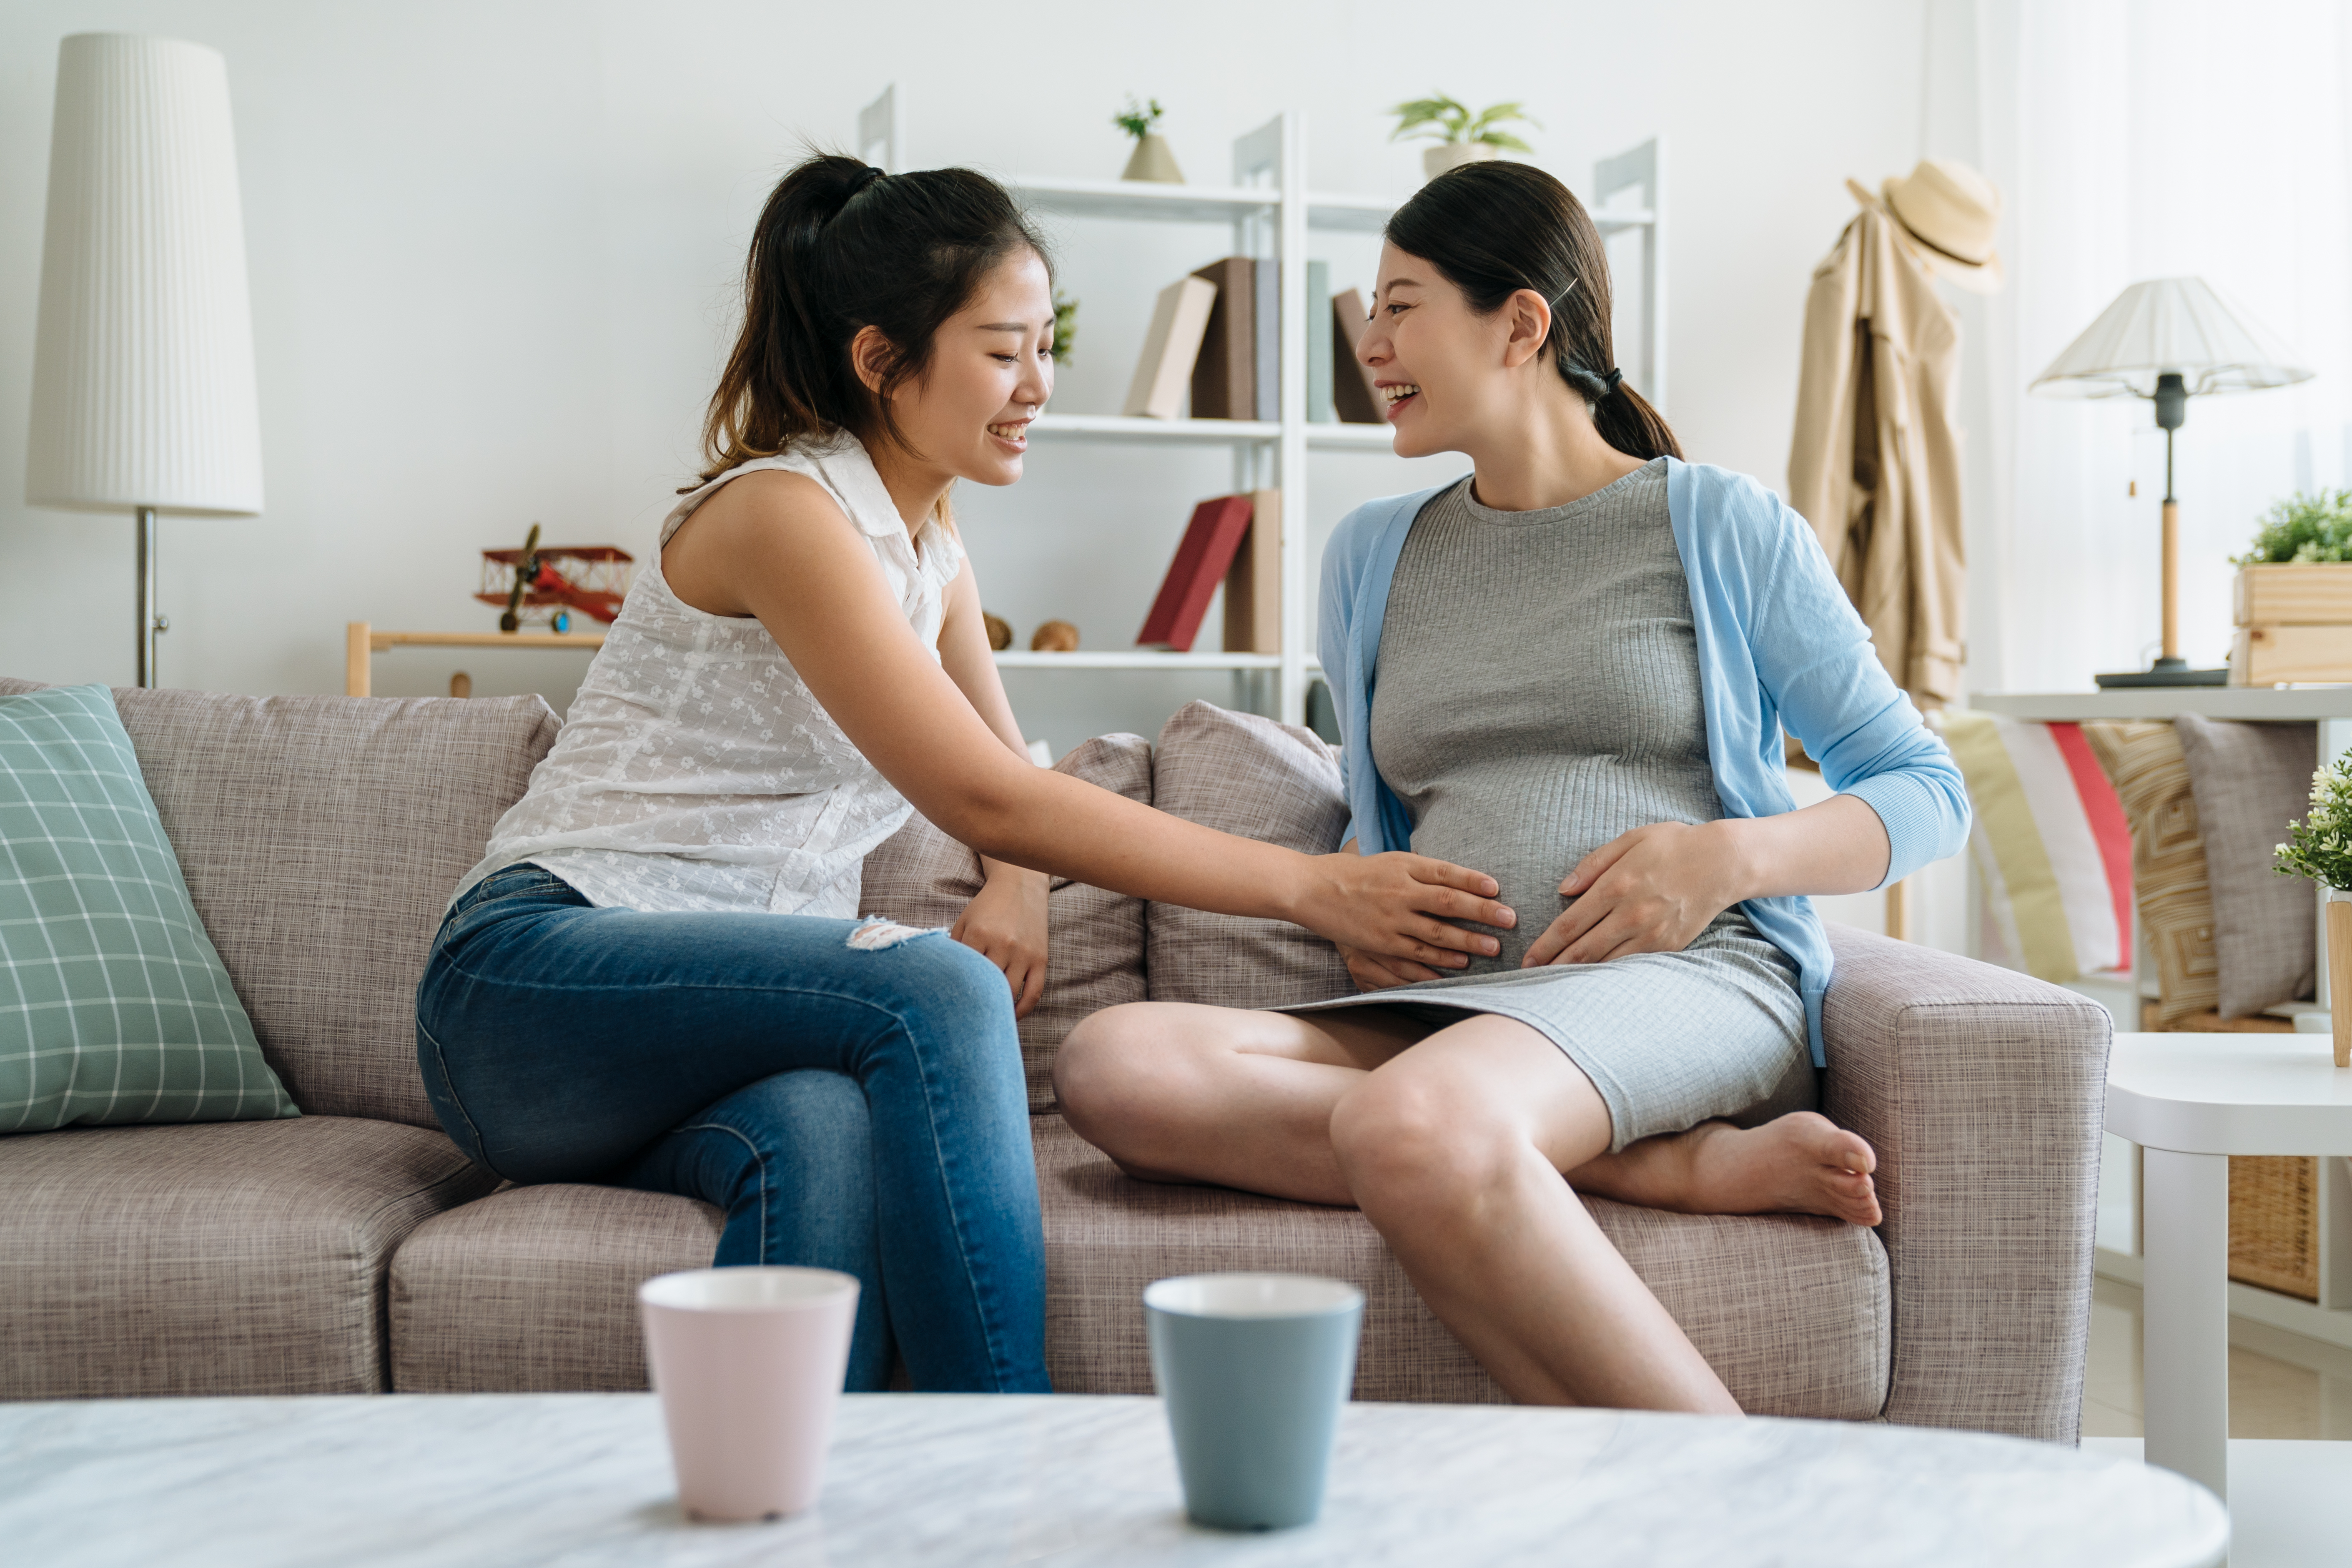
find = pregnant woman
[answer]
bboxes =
[415,155,1512,1395]
[1054,161,1968,1414]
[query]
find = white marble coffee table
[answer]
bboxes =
[0,1392,2222,1566]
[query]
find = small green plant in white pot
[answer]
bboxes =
[2274,750,2352,1066]
[1116,96,1182,184]
[1390,95,1540,181]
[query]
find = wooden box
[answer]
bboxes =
[2230,563,2352,685]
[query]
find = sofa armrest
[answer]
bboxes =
[1818,923,2111,1442]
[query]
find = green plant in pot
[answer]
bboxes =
[1116,96,1182,185]
[1390,94,1540,181]
[2230,490,2352,687]
[2275,749,2352,1066]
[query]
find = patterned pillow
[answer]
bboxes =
[0,685,296,1132]
[1938,710,2133,983]
[2174,714,2317,1018]
[859,734,1152,1113]
[1144,702,1354,1008]
[2080,721,2219,1025]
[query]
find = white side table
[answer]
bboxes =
[2106,1031,2352,1500]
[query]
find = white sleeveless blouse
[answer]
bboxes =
[452,432,965,917]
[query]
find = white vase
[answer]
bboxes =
[1422,142,1502,181]
[1121,134,1184,185]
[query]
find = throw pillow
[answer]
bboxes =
[859,734,1152,1113]
[0,684,296,1132]
[1145,701,1354,1008]
[1937,710,2133,983]
[2080,721,2219,1025]
[2173,714,2317,1018]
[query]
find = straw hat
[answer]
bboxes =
[1847,158,2004,294]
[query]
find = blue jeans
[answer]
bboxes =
[414,864,1047,1394]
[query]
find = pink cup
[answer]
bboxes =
[638,1266,860,1522]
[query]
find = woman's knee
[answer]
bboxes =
[1330,1070,1520,1218]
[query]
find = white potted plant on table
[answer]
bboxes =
[2275,751,2352,1066]
[1389,94,1540,181]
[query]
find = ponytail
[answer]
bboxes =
[1384,161,1681,462]
[695,153,1052,486]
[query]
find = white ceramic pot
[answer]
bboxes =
[1422,141,1502,181]
[1121,134,1184,185]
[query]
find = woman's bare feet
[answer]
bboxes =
[1568,1112,1882,1227]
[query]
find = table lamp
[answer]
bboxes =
[25,33,264,688]
[2028,278,2310,687]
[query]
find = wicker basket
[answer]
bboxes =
[2228,1156,2322,1301]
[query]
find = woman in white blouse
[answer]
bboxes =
[414,153,1515,1393]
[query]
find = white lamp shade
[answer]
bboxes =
[26,33,263,517]
[2028,277,2313,400]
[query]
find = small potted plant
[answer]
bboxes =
[1052,291,1078,365]
[1389,94,1540,181]
[2231,489,2352,685]
[2274,752,2352,1066]
[1115,96,1182,185]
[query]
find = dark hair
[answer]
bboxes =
[1384,161,1680,462]
[694,153,1052,485]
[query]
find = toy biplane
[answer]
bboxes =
[478,524,635,633]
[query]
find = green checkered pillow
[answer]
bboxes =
[1,684,296,1131]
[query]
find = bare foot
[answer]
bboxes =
[1570,1112,1882,1227]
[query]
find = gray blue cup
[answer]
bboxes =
[1144,1272,1364,1531]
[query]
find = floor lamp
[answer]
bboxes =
[25,34,264,688]
[2028,278,2309,688]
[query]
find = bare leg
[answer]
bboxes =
[1054,1001,1430,1204]
[1568,1115,1883,1227]
[1326,1015,1739,1413]
[1058,1001,1740,1412]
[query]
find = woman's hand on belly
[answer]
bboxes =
[1520,820,1740,968]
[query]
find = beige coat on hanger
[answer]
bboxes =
[1788,196,1966,710]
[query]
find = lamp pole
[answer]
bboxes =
[134,507,168,688]
[2153,371,2187,674]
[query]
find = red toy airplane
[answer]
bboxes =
[477,524,634,632]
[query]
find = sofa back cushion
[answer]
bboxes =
[860,734,1152,1112]
[0,680,559,1126]
[1145,702,1354,1007]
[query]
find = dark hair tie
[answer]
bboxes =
[1601,366,1624,395]
[844,165,886,203]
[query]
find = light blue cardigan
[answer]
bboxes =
[1318,458,1970,1067]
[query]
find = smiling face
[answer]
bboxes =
[865,246,1056,487]
[1356,240,1537,459]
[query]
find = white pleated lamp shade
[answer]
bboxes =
[2029,277,2312,401]
[26,33,263,517]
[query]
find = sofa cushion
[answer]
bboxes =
[0,1116,494,1397]
[0,684,295,1131]
[1035,1114,1890,1417]
[388,1183,721,1392]
[2081,721,2218,1025]
[0,681,561,1127]
[860,734,1153,1112]
[1144,702,1355,1007]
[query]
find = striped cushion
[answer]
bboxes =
[0,685,296,1131]
[1939,712,2133,983]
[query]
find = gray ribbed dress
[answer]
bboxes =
[1286,461,1813,1151]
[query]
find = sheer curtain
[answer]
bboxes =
[1956,0,2352,693]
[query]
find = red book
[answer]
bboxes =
[1138,495,1256,652]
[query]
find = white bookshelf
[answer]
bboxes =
[858,90,1665,727]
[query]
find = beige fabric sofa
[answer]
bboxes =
[0,681,2110,1442]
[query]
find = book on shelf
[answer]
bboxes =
[1137,494,1257,652]
[1188,257,1254,421]
[1222,488,1282,654]
[1253,258,1279,422]
[1122,275,1219,419]
[1306,260,1334,423]
[1330,287,1385,424]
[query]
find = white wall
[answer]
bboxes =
[1,0,1937,738]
